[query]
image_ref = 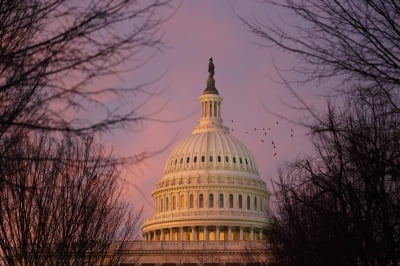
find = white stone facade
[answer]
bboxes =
[137,62,270,265]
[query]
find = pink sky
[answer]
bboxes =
[105,1,318,219]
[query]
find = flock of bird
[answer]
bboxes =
[228,119,294,157]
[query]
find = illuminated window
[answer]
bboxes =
[190,194,194,208]
[229,194,233,208]
[198,230,204,241]
[173,195,177,210]
[209,231,215,241]
[238,195,242,209]
[219,231,225,241]
[209,194,214,208]
[180,195,185,209]
[219,193,224,208]
[199,194,204,208]
[247,195,250,210]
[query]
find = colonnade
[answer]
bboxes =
[143,226,264,241]
[155,191,265,214]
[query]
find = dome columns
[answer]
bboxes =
[143,225,265,241]
[193,94,225,133]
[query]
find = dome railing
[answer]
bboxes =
[142,209,266,224]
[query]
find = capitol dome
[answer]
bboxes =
[163,128,259,177]
[142,58,270,242]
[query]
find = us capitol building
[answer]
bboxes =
[124,59,270,265]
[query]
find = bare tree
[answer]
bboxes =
[240,2,400,264]
[0,0,172,136]
[0,1,173,264]
[241,0,400,107]
[265,93,400,265]
[0,134,141,265]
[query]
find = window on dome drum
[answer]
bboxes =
[174,159,177,165]
[239,158,243,164]
[254,196,257,210]
[245,158,248,165]
[225,156,229,163]
[247,195,251,210]
[209,156,213,162]
[229,194,233,208]
[161,198,163,212]
[166,197,169,211]
[180,158,183,164]
[217,155,221,162]
[194,156,197,163]
[209,194,214,208]
[219,193,224,208]
[238,195,242,209]
[180,195,185,209]
[260,198,263,211]
[173,196,177,210]
[199,194,204,208]
[209,231,216,241]
[189,194,194,208]
[186,157,190,163]
[201,156,205,162]
[233,157,236,163]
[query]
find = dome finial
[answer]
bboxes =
[208,57,215,77]
[204,57,219,95]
